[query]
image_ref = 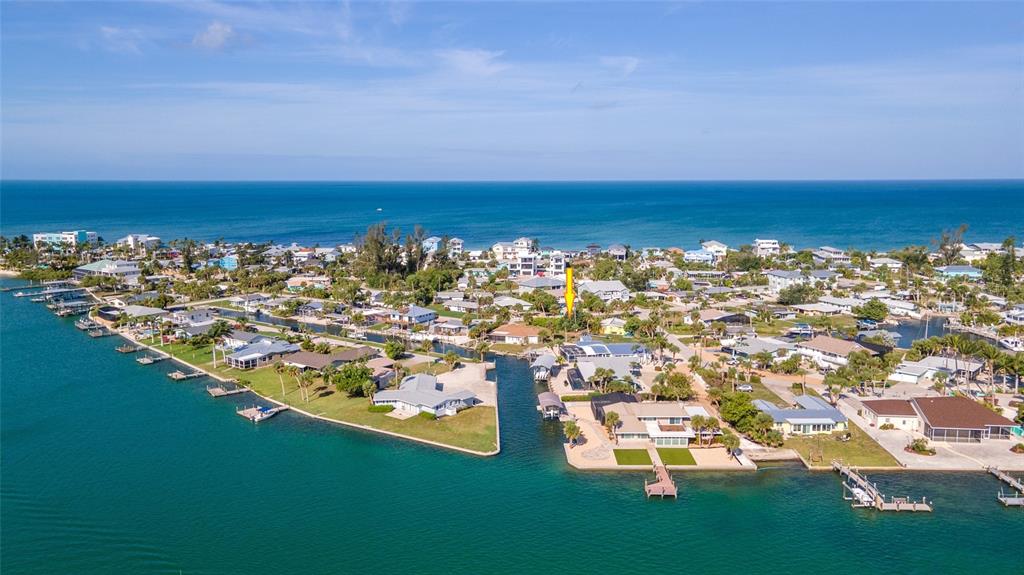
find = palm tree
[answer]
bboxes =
[475,341,490,361]
[563,420,582,448]
[721,432,740,457]
[273,360,287,397]
[443,350,459,370]
[604,411,620,442]
[298,370,317,403]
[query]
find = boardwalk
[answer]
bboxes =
[833,460,932,512]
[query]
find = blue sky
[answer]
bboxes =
[2,1,1022,180]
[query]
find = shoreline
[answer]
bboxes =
[90,292,502,457]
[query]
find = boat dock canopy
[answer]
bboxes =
[531,354,556,370]
[537,392,565,411]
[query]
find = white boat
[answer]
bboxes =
[850,487,874,506]
[999,338,1024,353]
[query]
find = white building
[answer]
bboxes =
[448,238,464,257]
[117,234,161,255]
[701,240,728,261]
[577,280,631,302]
[33,230,98,250]
[753,238,781,258]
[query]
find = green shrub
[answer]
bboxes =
[879,423,895,430]
[368,404,395,413]
[560,393,598,402]
[749,374,762,384]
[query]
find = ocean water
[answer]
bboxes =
[2,282,1024,574]
[2,180,1022,251]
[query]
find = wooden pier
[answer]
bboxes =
[87,328,114,338]
[136,354,170,365]
[236,404,289,422]
[987,467,1024,507]
[116,343,141,353]
[832,460,932,512]
[168,370,204,381]
[644,465,678,498]
[207,385,248,397]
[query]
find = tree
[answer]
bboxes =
[604,411,620,441]
[298,369,317,403]
[587,367,616,392]
[334,361,374,397]
[273,360,287,396]
[563,420,582,447]
[443,350,460,370]
[777,284,818,305]
[384,340,406,360]
[721,431,740,456]
[934,224,968,266]
[853,299,888,322]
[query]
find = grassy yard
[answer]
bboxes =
[784,422,899,468]
[614,449,653,466]
[488,343,527,354]
[150,341,498,453]
[657,448,696,465]
[427,304,465,319]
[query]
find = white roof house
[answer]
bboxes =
[372,374,478,417]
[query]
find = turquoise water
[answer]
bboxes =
[2,180,1022,250]
[2,281,1023,574]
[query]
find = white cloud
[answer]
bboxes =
[99,26,145,54]
[435,49,508,76]
[192,21,235,50]
[600,56,640,77]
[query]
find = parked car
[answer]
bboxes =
[736,384,754,392]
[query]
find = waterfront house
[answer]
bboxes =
[574,356,641,388]
[220,329,269,350]
[387,305,437,327]
[120,304,168,321]
[73,259,141,284]
[116,234,161,255]
[448,238,464,257]
[489,323,542,345]
[598,401,713,446]
[607,244,629,261]
[33,230,98,250]
[753,238,781,258]
[869,256,903,271]
[283,346,377,371]
[169,307,217,327]
[752,395,848,437]
[225,338,300,369]
[431,318,468,337]
[860,400,920,431]
[228,293,270,312]
[812,246,852,268]
[560,337,650,362]
[795,335,870,368]
[371,374,478,417]
[682,248,716,265]
[701,240,728,261]
[911,396,1015,442]
[422,236,443,254]
[721,337,796,362]
[888,355,984,384]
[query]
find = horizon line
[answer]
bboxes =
[3,177,1023,184]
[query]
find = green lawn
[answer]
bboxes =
[657,448,696,466]
[744,379,786,404]
[150,342,498,453]
[784,422,899,468]
[427,304,465,319]
[613,449,653,466]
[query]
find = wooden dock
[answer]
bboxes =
[87,328,114,338]
[207,385,248,397]
[116,344,141,353]
[987,467,1024,507]
[236,404,289,422]
[168,370,204,381]
[136,354,170,365]
[832,460,932,512]
[644,465,678,498]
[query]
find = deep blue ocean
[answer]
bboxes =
[2,180,1021,250]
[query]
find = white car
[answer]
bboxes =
[736,384,754,392]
